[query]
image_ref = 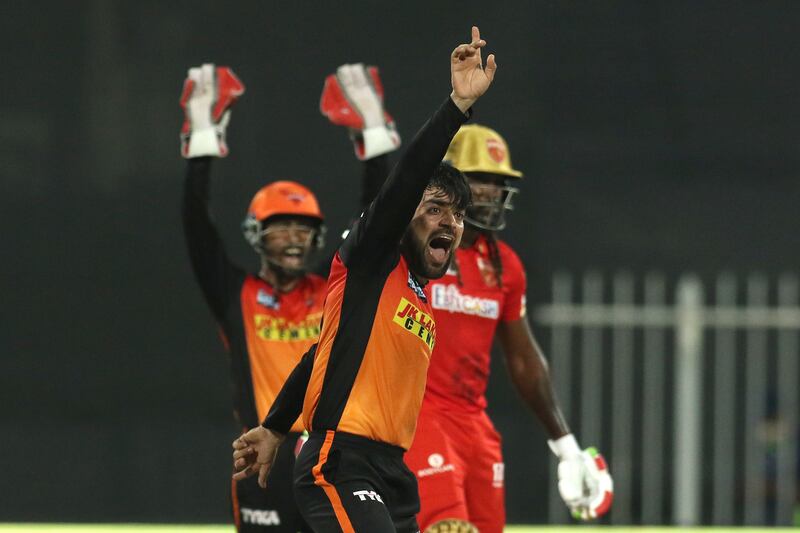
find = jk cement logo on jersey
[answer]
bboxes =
[393,297,436,350]
[254,312,322,342]
[431,283,500,319]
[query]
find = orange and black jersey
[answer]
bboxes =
[263,97,469,449]
[183,158,326,432]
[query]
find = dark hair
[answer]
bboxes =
[427,162,471,211]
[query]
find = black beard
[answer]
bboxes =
[399,226,450,280]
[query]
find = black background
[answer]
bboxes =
[2,0,799,524]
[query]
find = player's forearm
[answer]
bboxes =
[183,157,237,318]
[183,157,224,272]
[362,97,468,241]
[262,344,317,434]
[361,154,390,210]
[507,351,570,439]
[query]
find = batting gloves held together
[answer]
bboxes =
[549,433,614,521]
[179,63,245,158]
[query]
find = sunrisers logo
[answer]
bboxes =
[254,312,322,342]
[393,298,436,350]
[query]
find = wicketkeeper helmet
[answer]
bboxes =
[241,181,326,252]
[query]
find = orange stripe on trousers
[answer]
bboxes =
[312,430,355,533]
[231,475,241,531]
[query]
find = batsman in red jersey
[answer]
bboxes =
[321,63,614,533]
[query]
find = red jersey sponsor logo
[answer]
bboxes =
[417,453,456,478]
[431,283,500,319]
[393,297,436,350]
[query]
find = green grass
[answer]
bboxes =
[0,526,798,533]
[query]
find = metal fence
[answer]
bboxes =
[534,271,799,526]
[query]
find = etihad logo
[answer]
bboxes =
[393,298,436,350]
[418,452,455,478]
[431,284,500,319]
[240,507,280,525]
[254,312,322,342]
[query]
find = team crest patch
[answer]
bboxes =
[486,137,506,163]
[476,257,499,288]
[407,272,427,302]
[256,289,280,310]
[393,297,436,350]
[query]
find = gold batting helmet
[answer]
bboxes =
[444,124,522,179]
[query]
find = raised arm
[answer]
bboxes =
[182,157,243,321]
[180,64,246,322]
[341,26,497,269]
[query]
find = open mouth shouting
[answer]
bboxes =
[279,245,307,269]
[426,232,456,266]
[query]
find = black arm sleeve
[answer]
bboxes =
[262,344,317,434]
[360,154,391,210]
[309,153,391,279]
[339,97,469,270]
[182,157,245,323]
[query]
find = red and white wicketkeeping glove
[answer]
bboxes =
[179,63,245,158]
[549,434,614,521]
[320,63,400,160]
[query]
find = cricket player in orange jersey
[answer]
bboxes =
[322,70,614,533]
[180,64,324,532]
[232,27,495,532]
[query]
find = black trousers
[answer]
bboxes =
[232,431,312,532]
[293,431,420,533]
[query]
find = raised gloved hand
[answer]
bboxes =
[179,63,245,158]
[549,434,614,521]
[320,63,400,160]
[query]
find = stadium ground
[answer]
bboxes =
[0,525,798,532]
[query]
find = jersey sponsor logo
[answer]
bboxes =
[428,453,445,468]
[417,452,455,478]
[253,312,322,342]
[240,507,281,526]
[492,462,505,488]
[431,283,500,319]
[353,489,384,503]
[393,298,436,350]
